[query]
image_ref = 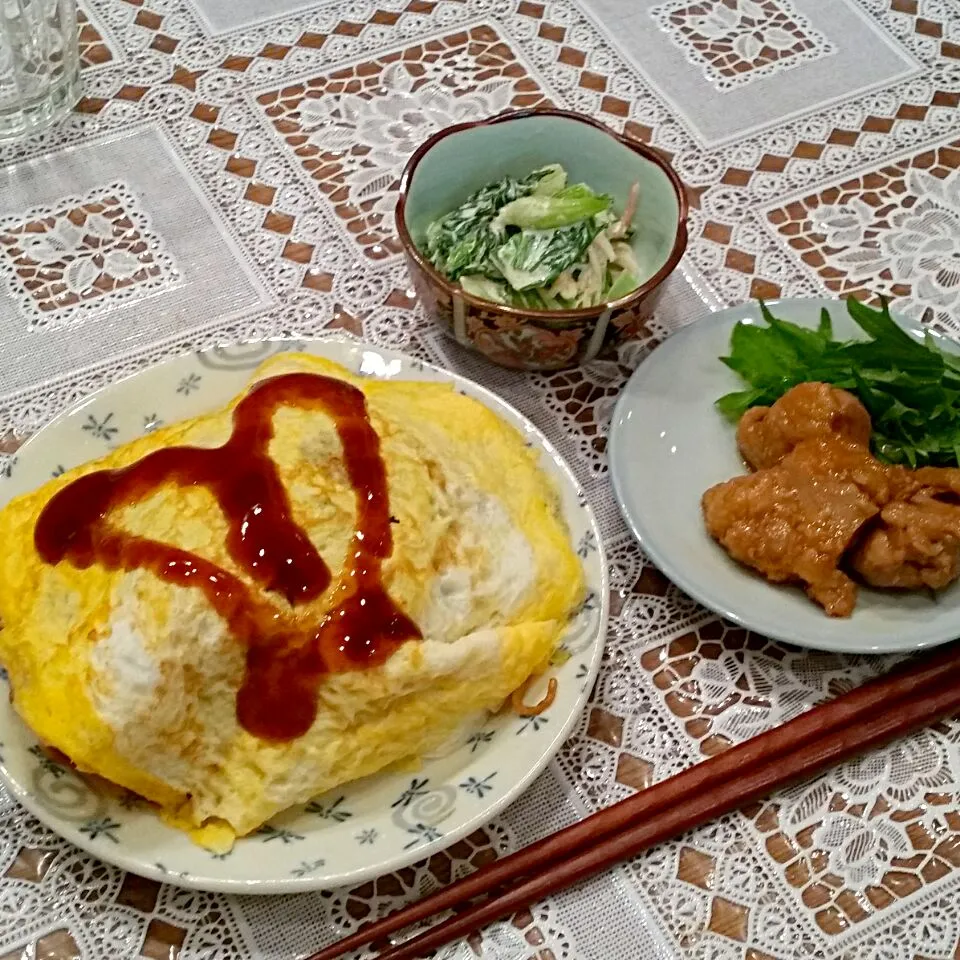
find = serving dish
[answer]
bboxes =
[609,297,959,654]
[396,109,688,371]
[0,337,607,892]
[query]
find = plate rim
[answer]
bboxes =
[0,334,608,893]
[608,296,958,655]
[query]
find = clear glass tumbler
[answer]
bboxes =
[0,0,80,141]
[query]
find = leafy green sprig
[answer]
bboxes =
[717,299,960,467]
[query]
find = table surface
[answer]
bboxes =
[1,0,959,958]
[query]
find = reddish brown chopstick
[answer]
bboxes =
[369,670,960,960]
[308,644,960,960]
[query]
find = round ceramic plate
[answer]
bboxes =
[0,337,607,893]
[609,296,960,655]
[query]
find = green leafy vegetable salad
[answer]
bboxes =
[423,164,641,310]
[717,298,960,468]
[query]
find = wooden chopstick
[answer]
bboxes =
[369,668,960,960]
[307,643,960,960]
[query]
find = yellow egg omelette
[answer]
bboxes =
[0,353,584,850]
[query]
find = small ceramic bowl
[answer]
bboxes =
[396,109,688,371]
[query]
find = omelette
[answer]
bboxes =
[0,354,584,850]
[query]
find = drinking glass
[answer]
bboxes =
[0,0,80,141]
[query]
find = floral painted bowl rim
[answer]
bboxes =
[395,108,690,324]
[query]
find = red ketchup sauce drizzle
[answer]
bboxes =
[33,372,421,741]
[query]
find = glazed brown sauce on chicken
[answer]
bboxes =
[33,372,421,741]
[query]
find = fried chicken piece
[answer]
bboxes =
[782,435,916,508]
[849,449,960,593]
[851,494,960,590]
[707,382,960,615]
[912,467,960,497]
[737,382,872,470]
[703,437,879,616]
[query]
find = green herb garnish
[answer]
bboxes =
[717,298,960,467]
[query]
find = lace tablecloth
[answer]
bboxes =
[1,0,959,957]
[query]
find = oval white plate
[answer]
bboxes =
[0,337,607,893]
[609,297,960,655]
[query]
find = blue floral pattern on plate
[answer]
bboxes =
[81,412,118,441]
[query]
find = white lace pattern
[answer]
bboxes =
[0,182,180,329]
[1,0,959,956]
[651,0,835,92]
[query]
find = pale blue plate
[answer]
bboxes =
[609,297,959,654]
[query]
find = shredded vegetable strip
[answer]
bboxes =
[610,181,640,239]
[511,675,559,716]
